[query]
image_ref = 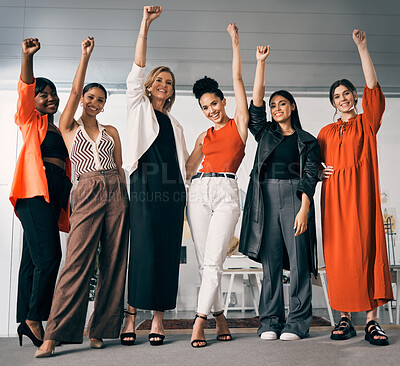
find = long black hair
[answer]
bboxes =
[269,90,303,130]
[193,76,224,106]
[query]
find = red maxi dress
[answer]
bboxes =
[318,84,393,312]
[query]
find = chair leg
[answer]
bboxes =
[320,271,335,326]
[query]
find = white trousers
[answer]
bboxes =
[187,176,241,315]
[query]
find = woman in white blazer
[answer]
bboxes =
[120,6,188,347]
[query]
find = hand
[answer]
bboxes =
[227,23,239,42]
[143,6,162,23]
[294,208,308,236]
[319,163,334,180]
[256,45,270,62]
[22,38,40,56]
[352,29,367,49]
[82,37,94,57]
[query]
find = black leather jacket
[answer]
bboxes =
[239,101,321,277]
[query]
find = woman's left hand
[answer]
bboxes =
[227,23,239,42]
[294,208,308,236]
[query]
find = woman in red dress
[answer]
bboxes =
[318,29,393,346]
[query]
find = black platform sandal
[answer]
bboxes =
[213,311,232,341]
[364,320,389,346]
[330,316,357,340]
[120,311,137,346]
[148,333,165,346]
[191,314,208,348]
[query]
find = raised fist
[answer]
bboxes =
[352,29,367,48]
[143,6,162,23]
[22,38,40,55]
[256,45,270,62]
[82,36,95,57]
[227,23,239,41]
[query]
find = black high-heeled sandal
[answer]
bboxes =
[120,311,137,346]
[191,314,208,348]
[213,311,232,341]
[17,321,43,347]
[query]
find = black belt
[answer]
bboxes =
[191,172,236,180]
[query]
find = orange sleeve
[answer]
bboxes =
[361,83,385,134]
[15,77,37,127]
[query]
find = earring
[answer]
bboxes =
[167,97,171,102]
[148,91,152,97]
[101,108,104,112]
[80,102,83,107]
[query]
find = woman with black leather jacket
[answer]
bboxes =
[239,46,320,341]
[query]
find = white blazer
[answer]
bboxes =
[124,63,189,183]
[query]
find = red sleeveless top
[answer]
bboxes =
[200,119,245,173]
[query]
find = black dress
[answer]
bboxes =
[128,110,186,310]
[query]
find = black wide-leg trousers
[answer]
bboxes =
[15,162,71,323]
[258,178,312,339]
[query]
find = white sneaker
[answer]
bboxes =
[260,331,278,340]
[280,332,300,341]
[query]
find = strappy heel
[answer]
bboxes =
[365,320,389,346]
[191,314,208,348]
[213,311,232,341]
[120,310,137,346]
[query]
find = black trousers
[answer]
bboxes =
[15,162,71,323]
[258,179,312,339]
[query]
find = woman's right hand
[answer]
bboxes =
[143,5,162,23]
[319,164,334,179]
[256,45,270,62]
[82,36,94,57]
[22,38,40,56]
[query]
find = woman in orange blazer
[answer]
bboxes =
[10,38,71,348]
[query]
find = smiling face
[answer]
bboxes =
[332,84,357,114]
[199,92,228,125]
[269,95,295,124]
[34,85,59,115]
[81,87,106,116]
[147,71,174,102]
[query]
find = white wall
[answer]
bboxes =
[1,88,399,335]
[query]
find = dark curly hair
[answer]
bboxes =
[193,76,224,106]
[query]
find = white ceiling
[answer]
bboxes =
[1,0,399,96]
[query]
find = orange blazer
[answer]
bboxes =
[9,78,71,232]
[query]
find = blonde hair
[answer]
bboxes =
[144,66,176,112]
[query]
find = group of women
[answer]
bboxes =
[9,5,393,358]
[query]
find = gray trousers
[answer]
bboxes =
[44,170,129,343]
[258,179,312,339]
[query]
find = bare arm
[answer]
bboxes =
[227,23,248,142]
[134,6,162,67]
[252,45,270,107]
[20,38,40,84]
[59,37,94,139]
[186,132,206,180]
[107,126,126,184]
[353,29,377,89]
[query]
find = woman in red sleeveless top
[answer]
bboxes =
[185,23,249,348]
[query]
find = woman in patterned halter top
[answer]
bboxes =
[37,37,129,358]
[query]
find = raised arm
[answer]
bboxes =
[59,37,94,138]
[21,38,40,84]
[253,45,270,107]
[227,23,249,142]
[134,6,162,67]
[353,29,377,89]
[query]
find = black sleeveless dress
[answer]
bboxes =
[128,110,186,310]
